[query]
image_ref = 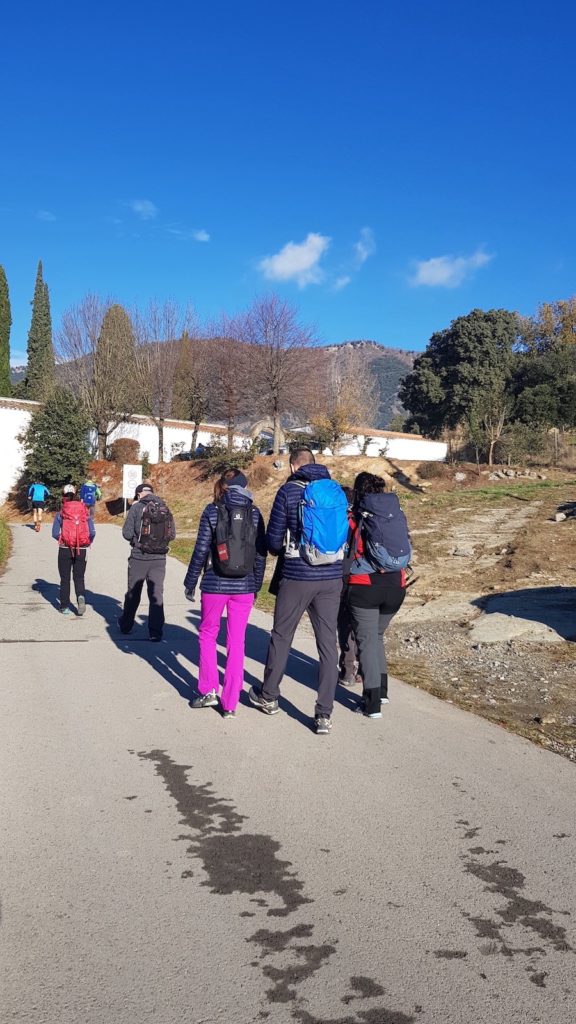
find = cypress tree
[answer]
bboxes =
[0,265,11,397]
[24,261,55,400]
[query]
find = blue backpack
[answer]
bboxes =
[297,479,349,566]
[81,483,98,507]
[358,493,412,572]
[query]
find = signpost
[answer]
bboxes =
[122,464,143,516]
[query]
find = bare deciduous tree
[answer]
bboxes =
[57,295,137,458]
[230,295,317,453]
[133,301,192,462]
[312,345,380,449]
[171,329,212,454]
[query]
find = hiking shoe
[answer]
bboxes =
[34,523,40,533]
[61,606,74,616]
[314,715,332,735]
[339,676,359,687]
[77,595,86,616]
[355,701,382,719]
[117,618,132,635]
[191,691,219,709]
[222,710,236,719]
[248,686,279,715]
[381,697,390,705]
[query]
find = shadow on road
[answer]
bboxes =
[32,579,358,725]
[471,586,576,642]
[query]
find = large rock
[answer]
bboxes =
[454,472,467,482]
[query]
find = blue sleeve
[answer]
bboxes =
[266,488,288,555]
[184,506,214,592]
[52,514,62,540]
[88,519,96,542]
[28,485,33,498]
[253,510,267,591]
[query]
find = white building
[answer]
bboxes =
[337,427,447,461]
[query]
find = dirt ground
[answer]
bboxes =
[4,455,575,760]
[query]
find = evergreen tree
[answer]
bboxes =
[0,265,11,396]
[19,387,90,491]
[24,261,55,400]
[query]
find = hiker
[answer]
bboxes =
[27,480,50,531]
[52,490,95,615]
[338,486,360,687]
[249,447,349,735]
[118,483,176,641]
[345,472,410,718]
[184,468,266,718]
[80,477,102,519]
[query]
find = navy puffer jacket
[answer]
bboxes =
[184,487,267,595]
[266,464,344,581]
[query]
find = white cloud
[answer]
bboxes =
[410,248,493,288]
[259,232,330,288]
[167,226,210,242]
[130,199,158,220]
[334,275,352,291]
[37,210,56,222]
[353,226,376,266]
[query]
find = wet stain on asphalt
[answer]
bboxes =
[341,977,386,1003]
[137,748,416,1022]
[454,815,574,988]
[433,950,468,959]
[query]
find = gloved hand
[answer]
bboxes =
[185,588,195,602]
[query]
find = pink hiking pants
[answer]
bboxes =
[198,592,255,711]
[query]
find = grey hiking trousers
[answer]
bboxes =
[119,554,166,639]
[262,577,342,718]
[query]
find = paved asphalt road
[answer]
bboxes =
[1,524,575,1024]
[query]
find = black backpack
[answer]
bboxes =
[212,501,257,578]
[138,498,174,555]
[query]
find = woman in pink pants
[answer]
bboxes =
[183,469,266,718]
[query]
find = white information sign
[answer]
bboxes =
[122,464,143,501]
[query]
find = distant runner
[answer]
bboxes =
[27,480,50,532]
[79,478,102,519]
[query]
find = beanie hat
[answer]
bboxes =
[226,471,248,489]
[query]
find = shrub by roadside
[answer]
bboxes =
[0,518,12,574]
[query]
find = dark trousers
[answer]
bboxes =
[119,555,166,639]
[337,590,358,681]
[262,577,341,718]
[347,577,405,715]
[58,547,87,608]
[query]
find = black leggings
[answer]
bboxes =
[58,548,87,608]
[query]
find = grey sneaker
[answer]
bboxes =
[314,715,332,735]
[381,697,390,705]
[355,701,382,719]
[77,595,86,616]
[222,710,236,719]
[339,676,358,687]
[61,606,74,617]
[191,691,219,709]
[248,686,279,715]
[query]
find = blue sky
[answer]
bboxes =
[2,0,575,363]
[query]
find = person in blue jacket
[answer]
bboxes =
[183,468,266,718]
[52,491,96,615]
[27,481,50,531]
[248,447,344,735]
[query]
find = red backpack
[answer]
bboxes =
[60,501,91,551]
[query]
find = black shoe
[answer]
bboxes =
[248,686,280,715]
[314,715,332,735]
[149,635,163,643]
[117,618,132,635]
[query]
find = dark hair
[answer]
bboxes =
[352,472,387,509]
[214,467,245,502]
[62,492,75,504]
[290,446,315,469]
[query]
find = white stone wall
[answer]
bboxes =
[338,433,447,461]
[106,417,246,462]
[0,400,43,504]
